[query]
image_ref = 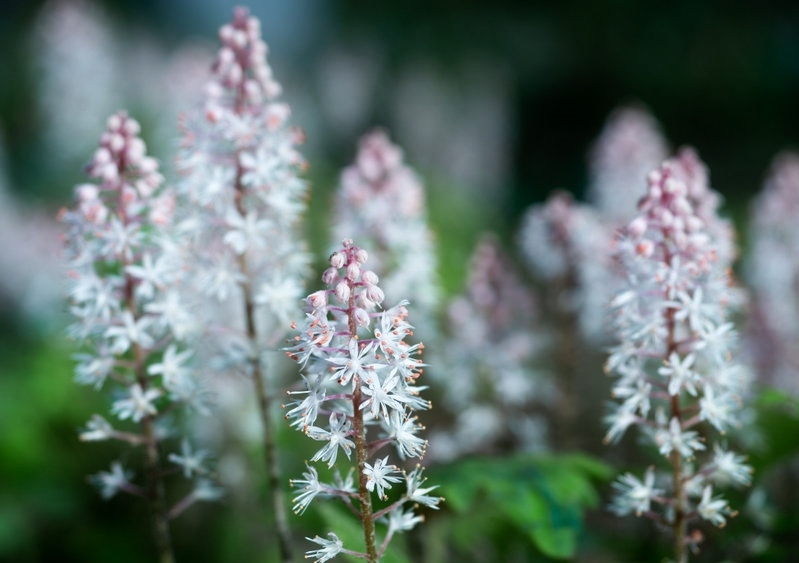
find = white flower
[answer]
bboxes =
[326,339,378,388]
[387,507,423,534]
[307,412,355,468]
[709,444,752,487]
[222,209,271,254]
[147,344,193,389]
[92,461,133,499]
[610,467,661,516]
[290,465,325,514]
[363,457,401,500]
[305,533,344,563]
[658,352,698,396]
[104,311,154,354]
[404,467,441,509]
[190,478,224,502]
[168,439,210,478]
[79,414,114,441]
[697,485,732,527]
[111,384,161,422]
[655,417,705,458]
[255,276,302,325]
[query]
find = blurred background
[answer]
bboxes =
[2,0,799,561]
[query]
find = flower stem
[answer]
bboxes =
[353,378,378,563]
[665,281,686,563]
[233,167,294,562]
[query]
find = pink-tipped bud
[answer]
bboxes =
[330,252,346,269]
[335,281,351,303]
[123,118,140,137]
[107,113,122,131]
[355,248,368,264]
[108,133,125,153]
[322,267,338,286]
[353,307,370,327]
[126,138,146,165]
[366,285,384,304]
[346,262,361,282]
[361,270,379,286]
[307,290,328,311]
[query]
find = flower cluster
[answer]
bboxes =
[61,111,219,536]
[172,8,310,560]
[286,239,441,562]
[518,190,616,344]
[745,152,799,395]
[333,130,439,328]
[605,149,751,555]
[175,6,309,347]
[428,235,553,461]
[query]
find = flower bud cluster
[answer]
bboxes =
[605,150,751,545]
[61,111,218,507]
[286,239,440,561]
[333,130,439,327]
[428,235,554,461]
[746,152,799,396]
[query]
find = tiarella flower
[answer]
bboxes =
[745,152,799,396]
[332,130,439,333]
[168,440,211,478]
[610,467,662,517]
[305,533,344,563]
[604,149,751,560]
[172,8,310,559]
[428,235,553,461]
[92,461,134,500]
[61,111,220,561]
[286,239,441,562]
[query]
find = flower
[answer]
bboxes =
[604,150,751,550]
[363,457,401,500]
[610,468,662,517]
[305,533,344,563]
[111,384,161,422]
[168,440,210,478]
[92,461,133,499]
[697,485,733,527]
[287,240,439,558]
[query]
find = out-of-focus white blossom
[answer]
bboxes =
[61,111,219,511]
[746,152,799,396]
[605,149,751,550]
[429,235,553,461]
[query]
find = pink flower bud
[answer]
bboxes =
[361,270,379,286]
[335,281,351,303]
[353,307,370,327]
[123,118,140,137]
[330,252,346,269]
[346,262,361,282]
[322,267,338,286]
[307,290,328,310]
[366,285,384,304]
